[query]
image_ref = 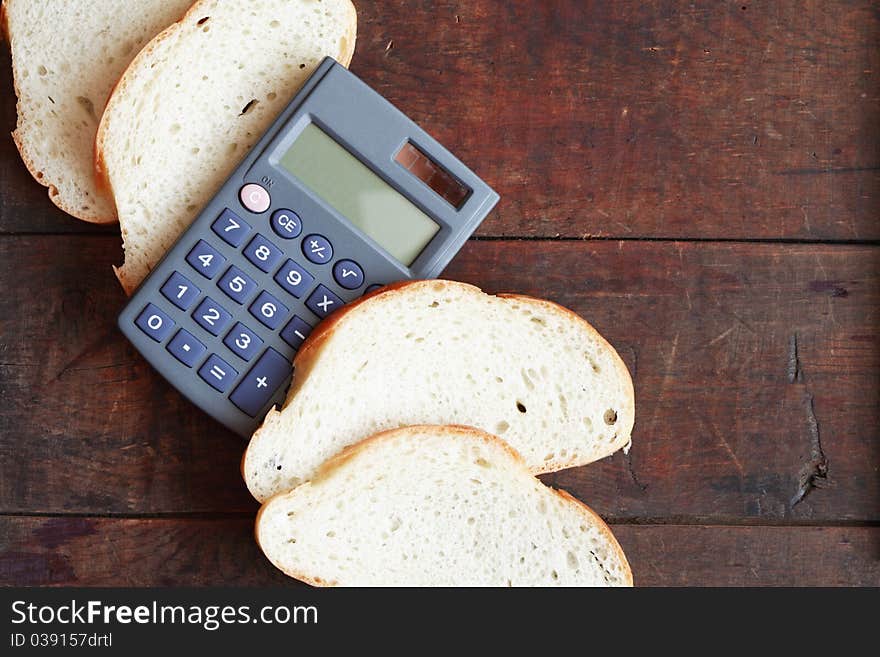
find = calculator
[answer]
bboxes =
[118,57,499,438]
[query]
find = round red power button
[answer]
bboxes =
[239,183,271,213]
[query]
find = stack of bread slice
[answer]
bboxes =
[3,0,357,289]
[4,0,637,585]
[245,280,636,586]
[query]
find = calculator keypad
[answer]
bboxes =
[271,209,302,239]
[136,304,175,342]
[218,266,258,304]
[240,183,271,213]
[333,259,364,289]
[161,272,201,310]
[280,315,313,349]
[306,285,344,319]
[244,234,283,273]
[187,240,226,279]
[212,208,252,247]
[223,322,264,361]
[199,354,238,392]
[274,259,314,297]
[302,234,333,264]
[229,348,290,417]
[193,297,233,336]
[167,329,207,367]
[250,290,289,329]
[130,203,382,431]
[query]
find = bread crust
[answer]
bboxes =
[1,1,10,42]
[254,424,633,587]
[95,0,358,295]
[247,280,635,486]
[3,0,117,223]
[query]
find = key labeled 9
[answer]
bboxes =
[274,259,315,298]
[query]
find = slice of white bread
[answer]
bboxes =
[256,425,633,586]
[1,0,193,222]
[95,0,357,293]
[244,280,635,502]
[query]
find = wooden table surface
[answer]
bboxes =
[1,1,878,587]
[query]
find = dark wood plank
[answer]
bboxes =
[2,1,878,238]
[0,516,292,587]
[1,516,876,586]
[615,524,880,586]
[1,236,876,521]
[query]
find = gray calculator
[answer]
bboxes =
[118,57,499,437]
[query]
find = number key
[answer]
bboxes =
[186,240,226,279]
[249,290,289,329]
[160,271,201,310]
[218,266,257,304]
[193,297,233,336]
[223,322,264,362]
[135,304,175,342]
[244,234,283,273]
[211,208,252,247]
[274,259,314,298]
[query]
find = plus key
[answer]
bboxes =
[229,348,291,417]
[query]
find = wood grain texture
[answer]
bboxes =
[1,236,876,521]
[1,516,877,586]
[2,1,878,238]
[1,0,877,588]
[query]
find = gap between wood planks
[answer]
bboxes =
[0,511,876,528]
[1,232,880,246]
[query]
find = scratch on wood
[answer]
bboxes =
[644,332,679,435]
[710,419,745,477]
[624,451,648,492]
[46,329,116,383]
[729,311,757,335]
[790,393,829,507]
[101,400,121,435]
[717,434,744,477]
[787,333,803,383]
[708,326,735,346]
[775,165,880,176]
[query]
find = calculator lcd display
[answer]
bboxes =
[279,124,441,266]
